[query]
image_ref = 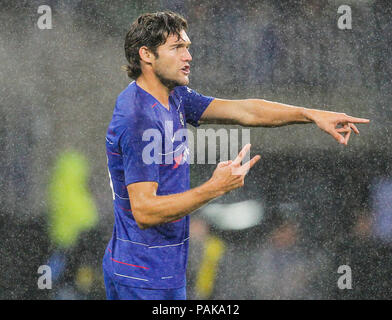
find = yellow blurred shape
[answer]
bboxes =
[195,236,226,299]
[75,266,94,292]
[48,150,98,248]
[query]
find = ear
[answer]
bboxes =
[139,46,155,65]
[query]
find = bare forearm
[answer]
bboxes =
[243,99,313,127]
[202,97,369,144]
[134,180,223,229]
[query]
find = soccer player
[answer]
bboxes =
[103,11,369,300]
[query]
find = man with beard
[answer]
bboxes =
[103,11,369,300]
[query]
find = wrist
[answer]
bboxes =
[300,107,316,123]
[201,178,225,199]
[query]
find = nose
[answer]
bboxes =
[183,48,192,62]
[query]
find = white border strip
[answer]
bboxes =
[116,237,190,249]
[114,273,149,282]
[114,192,129,200]
[116,237,149,247]
[148,237,190,249]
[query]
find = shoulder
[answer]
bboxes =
[115,82,139,113]
[108,83,160,144]
[114,83,158,123]
[173,86,193,97]
[173,86,212,103]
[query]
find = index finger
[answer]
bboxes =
[240,155,261,173]
[232,143,251,166]
[231,155,261,175]
[341,115,370,124]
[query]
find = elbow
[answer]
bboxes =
[132,204,159,230]
[240,101,267,127]
[127,182,162,228]
[135,219,149,230]
[132,210,152,230]
[137,222,150,230]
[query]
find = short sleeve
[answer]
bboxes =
[120,122,160,186]
[177,86,214,127]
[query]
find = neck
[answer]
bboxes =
[136,73,171,109]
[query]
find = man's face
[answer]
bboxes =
[151,29,192,89]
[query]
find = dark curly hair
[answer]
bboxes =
[122,11,188,79]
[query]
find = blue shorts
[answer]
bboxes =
[103,268,186,300]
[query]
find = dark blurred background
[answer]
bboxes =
[1,0,391,299]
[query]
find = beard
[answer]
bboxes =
[155,67,189,91]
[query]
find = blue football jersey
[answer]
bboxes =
[103,81,214,289]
